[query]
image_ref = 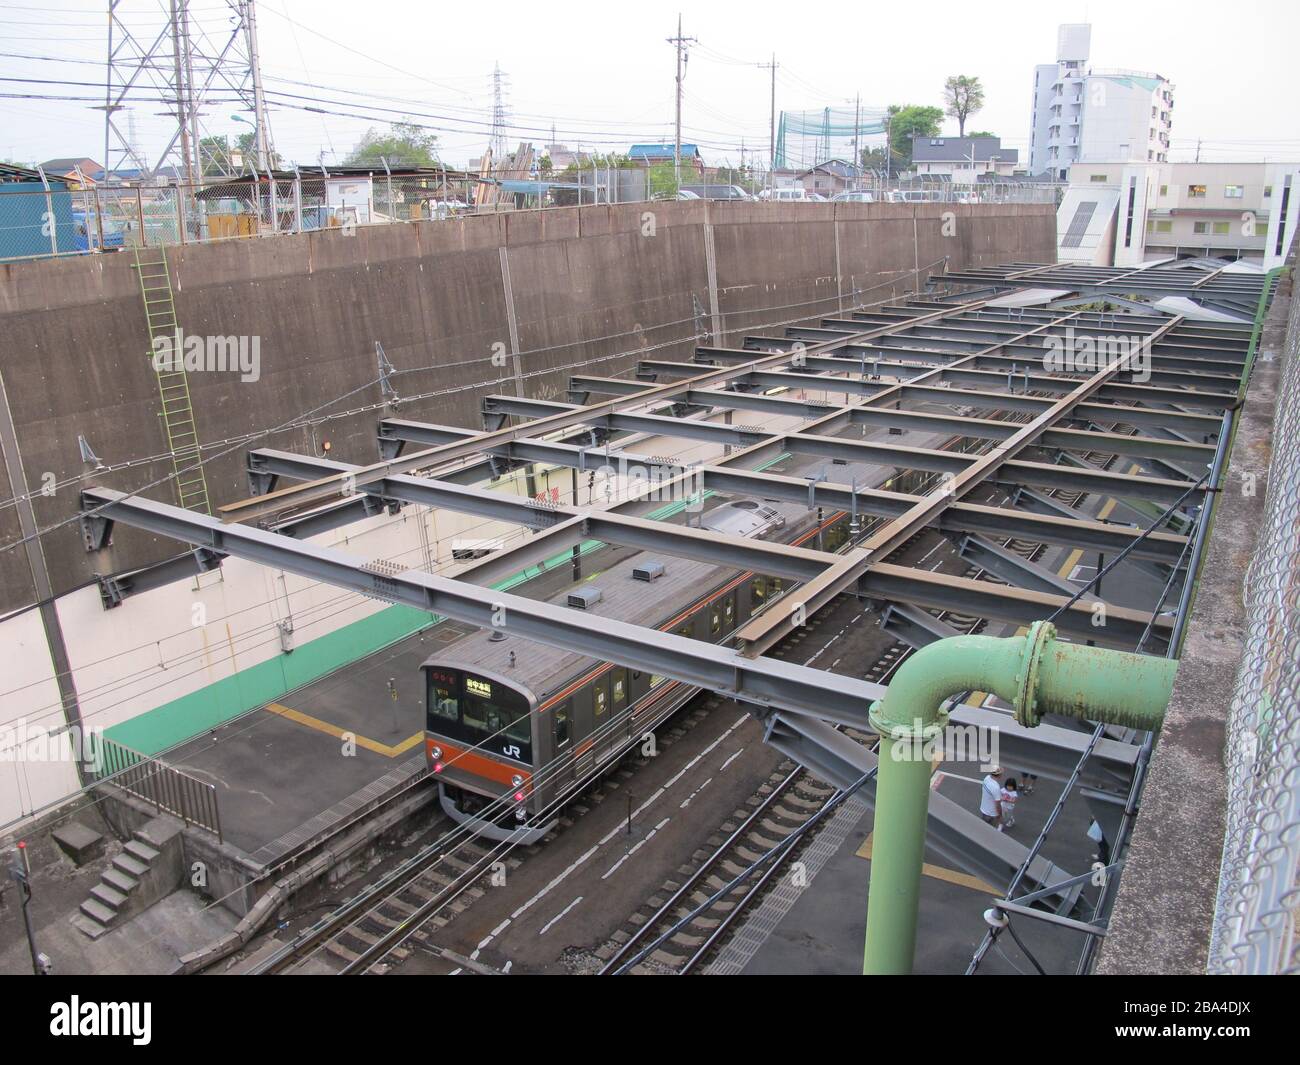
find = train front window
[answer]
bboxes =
[425,668,532,762]
[426,668,460,726]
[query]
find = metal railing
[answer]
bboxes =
[91,736,222,843]
[1207,270,1300,974]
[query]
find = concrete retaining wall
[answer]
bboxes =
[0,200,1053,609]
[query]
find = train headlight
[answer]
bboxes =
[430,746,443,760]
[511,774,524,788]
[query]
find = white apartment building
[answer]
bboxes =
[1056,161,1298,269]
[1029,24,1174,180]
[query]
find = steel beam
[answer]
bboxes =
[953,534,1078,596]
[860,563,1170,649]
[249,449,840,582]
[377,419,1193,563]
[218,300,991,525]
[762,713,1080,895]
[80,487,880,725]
[734,316,1185,656]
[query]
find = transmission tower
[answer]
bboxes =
[490,62,510,162]
[99,0,276,184]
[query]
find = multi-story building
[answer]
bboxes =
[1056,161,1298,269]
[1028,24,1174,180]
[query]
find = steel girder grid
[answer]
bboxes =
[79,274,1257,901]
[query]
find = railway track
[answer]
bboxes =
[248,690,714,974]
[251,402,1132,976]
[596,763,841,974]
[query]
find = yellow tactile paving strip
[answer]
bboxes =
[264,702,423,758]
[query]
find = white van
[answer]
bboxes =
[887,189,943,203]
[767,187,812,202]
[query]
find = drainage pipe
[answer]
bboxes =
[863,620,1178,974]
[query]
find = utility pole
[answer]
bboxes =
[853,93,861,189]
[667,15,696,186]
[169,0,195,188]
[885,112,893,183]
[241,0,272,171]
[760,54,779,193]
[1195,138,1202,162]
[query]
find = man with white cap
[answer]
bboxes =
[979,766,1005,828]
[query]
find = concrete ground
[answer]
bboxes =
[0,817,235,975]
[740,793,1092,976]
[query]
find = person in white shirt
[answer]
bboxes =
[979,767,1004,827]
[999,778,1019,831]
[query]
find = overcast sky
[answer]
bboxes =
[2,0,1298,171]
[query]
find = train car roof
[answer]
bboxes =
[422,449,896,702]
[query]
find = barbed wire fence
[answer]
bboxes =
[1207,271,1300,975]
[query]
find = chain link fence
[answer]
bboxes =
[0,171,1064,263]
[1207,271,1300,974]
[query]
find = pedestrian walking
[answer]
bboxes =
[1087,818,1111,864]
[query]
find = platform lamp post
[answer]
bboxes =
[231,112,272,230]
[9,842,50,975]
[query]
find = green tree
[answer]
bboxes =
[647,161,679,198]
[886,104,943,171]
[713,166,761,192]
[966,131,997,139]
[859,146,888,172]
[344,122,440,168]
[943,75,985,137]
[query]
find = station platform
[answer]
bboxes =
[166,623,456,864]
[721,750,1104,975]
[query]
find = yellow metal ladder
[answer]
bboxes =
[133,246,211,514]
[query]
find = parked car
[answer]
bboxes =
[887,188,944,203]
[681,184,753,201]
[70,209,125,252]
[675,189,701,200]
[832,191,876,203]
[429,199,471,219]
[760,187,812,202]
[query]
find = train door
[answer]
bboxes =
[721,590,737,635]
[574,682,597,781]
[602,668,629,762]
[551,698,574,799]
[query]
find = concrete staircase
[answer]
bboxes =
[72,817,183,939]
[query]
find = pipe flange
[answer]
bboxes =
[1013,621,1056,729]
[868,699,950,743]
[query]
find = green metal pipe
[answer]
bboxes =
[863,621,1178,974]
